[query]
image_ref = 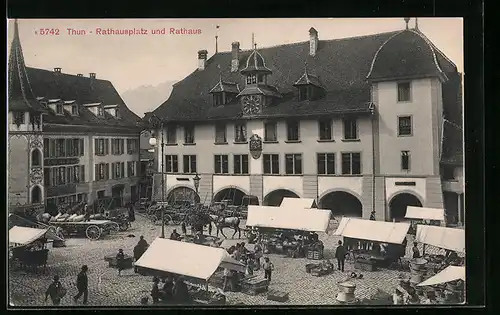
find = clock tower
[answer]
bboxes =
[237,46,282,116]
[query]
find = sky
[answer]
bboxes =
[7,18,463,95]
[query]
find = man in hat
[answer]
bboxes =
[73,265,89,304]
[116,249,125,276]
[335,240,347,272]
[45,275,65,305]
[151,276,161,304]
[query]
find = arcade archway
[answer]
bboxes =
[263,189,299,207]
[389,193,423,222]
[213,188,246,206]
[319,191,362,217]
[167,186,200,204]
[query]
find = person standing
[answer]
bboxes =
[412,242,421,259]
[128,203,135,222]
[116,249,125,276]
[181,221,187,235]
[45,275,66,305]
[151,277,160,304]
[222,267,231,292]
[335,240,347,272]
[262,257,274,282]
[73,265,89,304]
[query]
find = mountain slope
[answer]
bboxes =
[121,80,176,118]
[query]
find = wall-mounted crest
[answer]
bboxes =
[249,134,263,159]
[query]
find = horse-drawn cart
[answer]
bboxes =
[48,220,117,240]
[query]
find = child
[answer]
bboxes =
[116,249,125,276]
[262,257,274,282]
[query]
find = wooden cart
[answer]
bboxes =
[48,220,118,240]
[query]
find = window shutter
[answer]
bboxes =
[111,162,116,179]
[120,139,124,155]
[79,139,84,156]
[121,162,125,177]
[105,163,110,179]
[95,164,99,181]
[94,139,98,154]
[81,165,85,182]
[104,139,109,155]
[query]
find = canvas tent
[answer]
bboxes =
[280,197,317,209]
[333,218,410,244]
[405,206,445,221]
[9,226,62,246]
[415,225,465,253]
[135,238,245,280]
[417,266,465,286]
[246,205,331,232]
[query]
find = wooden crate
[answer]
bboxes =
[306,250,324,260]
[241,277,269,296]
[267,290,289,302]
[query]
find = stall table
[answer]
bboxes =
[241,275,269,295]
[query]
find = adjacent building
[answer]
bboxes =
[147,21,464,224]
[8,20,142,216]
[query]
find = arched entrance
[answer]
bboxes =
[31,186,41,203]
[389,193,423,222]
[213,188,246,206]
[167,186,200,205]
[263,189,299,206]
[319,191,362,217]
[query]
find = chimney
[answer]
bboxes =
[309,27,318,56]
[231,42,240,72]
[77,73,83,77]
[89,73,96,79]
[197,50,208,71]
[54,67,62,73]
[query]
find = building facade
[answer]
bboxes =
[8,20,142,216]
[147,22,464,224]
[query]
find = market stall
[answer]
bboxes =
[135,238,246,304]
[417,265,465,304]
[334,218,411,270]
[9,226,63,272]
[246,205,330,259]
[279,197,317,209]
[405,206,445,233]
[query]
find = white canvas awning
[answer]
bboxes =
[280,197,317,209]
[405,206,445,221]
[333,218,410,244]
[415,225,465,253]
[9,226,53,245]
[417,266,465,286]
[135,238,245,280]
[246,205,330,232]
[220,239,256,252]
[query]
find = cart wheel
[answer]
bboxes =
[86,225,102,240]
[164,214,174,225]
[110,222,120,232]
[119,222,129,231]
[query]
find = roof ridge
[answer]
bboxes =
[26,67,113,83]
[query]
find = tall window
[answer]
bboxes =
[263,154,279,175]
[183,155,197,173]
[215,124,227,144]
[166,155,179,173]
[56,104,63,114]
[111,139,125,155]
[112,162,125,179]
[234,123,247,143]
[398,116,412,136]
[127,139,139,154]
[401,151,411,171]
[234,154,249,174]
[214,155,229,174]
[264,122,277,142]
[285,154,302,175]
[397,82,411,102]
[213,93,223,106]
[44,139,50,157]
[343,118,358,140]
[184,125,195,144]
[317,153,335,175]
[56,139,65,157]
[166,125,177,144]
[298,86,310,101]
[318,119,332,140]
[341,152,361,175]
[71,105,78,115]
[95,163,109,181]
[95,138,108,156]
[127,161,137,177]
[286,121,300,141]
[31,149,41,167]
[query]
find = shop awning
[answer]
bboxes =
[405,206,445,221]
[220,239,256,252]
[415,225,465,253]
[280,197,317,209]
[333,218,410,244]
[246,205,330,232]
[417,266,465,286]
[9,226,55,245]
[135,238,245,280]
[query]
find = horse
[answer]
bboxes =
[210,214,241,239]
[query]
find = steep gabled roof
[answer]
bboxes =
[8,20,46,113]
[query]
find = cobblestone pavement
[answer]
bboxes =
[9,215,452,306]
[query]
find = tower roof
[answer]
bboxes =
[240,49,272,75]
[8,20,46,113]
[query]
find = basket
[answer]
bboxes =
[306,250,323,260]
[305,263,317,273]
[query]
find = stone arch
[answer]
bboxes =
[318,189,363,218]
[166,185,199,204]
[31,148,42,167]
[213,186,249,206]
[263,189,300,207]
[388,191,424,222]
[31,185,42,204]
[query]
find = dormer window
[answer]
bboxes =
[213,93,224,106]
[97,107,104,116]
[56,104,64,114]
[71,105,79,115]
[298,86,311,101]
[246,75,257,84]
[209,79,240,106]
[293,67,324,102]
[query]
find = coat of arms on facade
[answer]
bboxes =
[249,134,263,159]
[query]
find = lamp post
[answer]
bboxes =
[193,173,201,205]
[148,115,166,238]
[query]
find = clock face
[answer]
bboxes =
[242,95,261,115]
